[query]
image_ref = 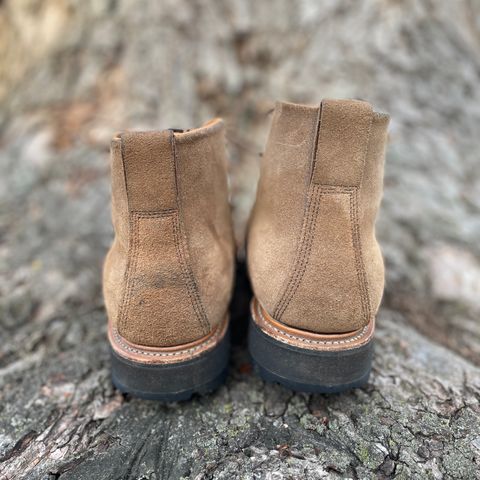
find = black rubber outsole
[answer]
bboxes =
[111,329,230,401]
[248,317,373,394]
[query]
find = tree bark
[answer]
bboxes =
[0,1,479,478]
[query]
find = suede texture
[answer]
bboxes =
[103,120,235,347]
[247,99,389,334]
[175,124,235,333]
[246,103,319,315]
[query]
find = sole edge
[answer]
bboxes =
[110,328,230,401]
[248,316,373,394]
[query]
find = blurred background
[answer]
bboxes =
[0,1,479,478]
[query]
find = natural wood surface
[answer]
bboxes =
[1,1,479,478]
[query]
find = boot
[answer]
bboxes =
[103,120,235,400]
[247,99,389,392]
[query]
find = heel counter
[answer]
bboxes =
[103,137,128,331]
[275,186,371,333]
[173,121,235,332]
[117,211,209,347]
[112,131,210,348]
[273,99,381,333]
[364,236,385,317]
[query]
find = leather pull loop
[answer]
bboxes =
[121,131,177,212]
[311,99,373,187]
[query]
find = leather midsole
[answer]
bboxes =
[108,316,229,365]
[251,298,374,352]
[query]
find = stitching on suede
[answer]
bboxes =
[351,109,373,319]
[272,102,374,327]
[129,210,177,217]
[172,215,200,323]
[171,135,210,335]
[273,185,316,318]
[172,213,210,334]
[119,212,176,332]
[308,103,323,184]
[356,111,373,186]
[274,105,323,319]
[274,184,322,319]
[113,323,222,358]
[116,138,133,332]
[256,302,370,347]
[118,213,141,332]
[119,135,131,210]
[350,188,371,325]
[118,210,211,337]
[274,185,368,328]
[314,186,354,194]
[280,185,322,316]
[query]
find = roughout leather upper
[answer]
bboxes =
[247,100,389,334]
[103,120,235,347]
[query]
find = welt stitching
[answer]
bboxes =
[275,184,322,319]
[256,302,370,346]
[113,323,222,358]
[172,214,210,334]
[350,188,371,324]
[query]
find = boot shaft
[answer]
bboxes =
[248,100,389,334]
[104,120,235,348]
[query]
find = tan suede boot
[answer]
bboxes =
[103,119,235,400]
[247,99,389,392]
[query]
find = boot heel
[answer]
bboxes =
[109,319,229,401]
[248,299,374,393]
